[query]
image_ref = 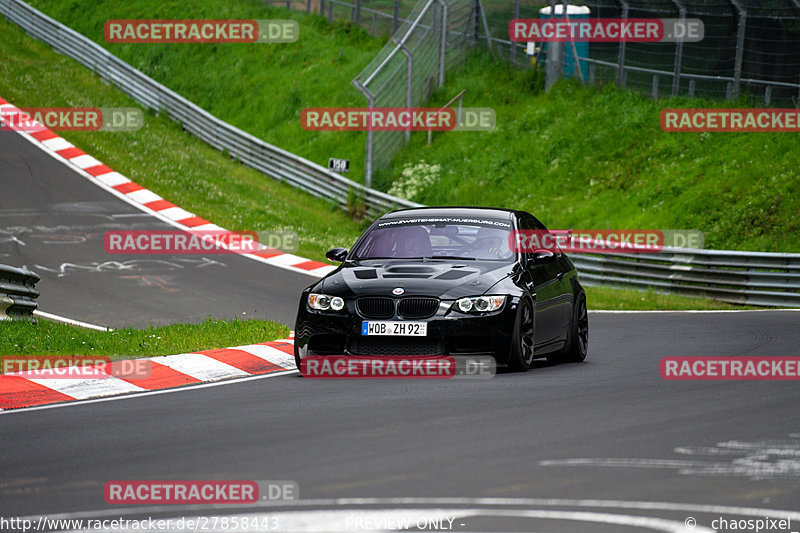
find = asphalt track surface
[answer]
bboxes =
[2,129,800,531]
[0,129,313,328]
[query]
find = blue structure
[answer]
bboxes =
[539,5,590,82]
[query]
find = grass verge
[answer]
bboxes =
[584,285,758,311]
[0,318,289,359]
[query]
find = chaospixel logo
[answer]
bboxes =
[103,480,298,504]
[0,107,143,132]
[103,19,299,43]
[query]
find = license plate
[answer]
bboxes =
[361,321,427,336]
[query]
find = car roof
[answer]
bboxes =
[380,206,521,221]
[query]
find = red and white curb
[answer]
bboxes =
[0,333,297,411]
[0,96,336,277]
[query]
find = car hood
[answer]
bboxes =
[320,259,515,300]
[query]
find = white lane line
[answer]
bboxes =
[0,369,298,415]
[21,498,800,528]
[148,353,250,381]
[33,310,112,331]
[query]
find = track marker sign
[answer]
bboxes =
[328,158,349,173]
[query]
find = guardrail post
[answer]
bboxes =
[616,0,629,87]
[728,0,746,100]
[0,264,40,322]
[670,0,685,96]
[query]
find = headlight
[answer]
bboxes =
[453,295,506,314]
[308,293,344,311]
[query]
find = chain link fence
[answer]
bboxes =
[274,0,800,182]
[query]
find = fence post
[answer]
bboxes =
[437,0,448,87]
[764,85,771,106]
[562,0,585,84]
[306,0,312,12]
[320,0,325,15]
[688,78,695,97]
[328,0,333,22]
[353,0,361,25]
[286,0,291,10]
[473,0,480,45]
[616,0,629,87]
[670,0,685,96]
[397,39,413,144]
[511,0,520,64]
[651,74,659,98]
[372,13,377,35]
[393,0,400,33]
[729,0,746,100]
[353,80,375,187]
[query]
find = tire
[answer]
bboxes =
[508,297,535,372]
[294,341,303,374]
[550,292,588,363]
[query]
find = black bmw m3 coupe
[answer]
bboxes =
[294,206,588,372]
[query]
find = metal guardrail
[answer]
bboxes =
[0,0,421,217]
[571,248,800,308]
[0,264,40,321]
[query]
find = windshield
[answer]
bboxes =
[352,218,515,261]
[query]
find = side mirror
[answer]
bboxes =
[325,247,348,262]
[530,249,556,263]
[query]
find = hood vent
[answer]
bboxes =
[434,270,471,280]
[354,269,378,279]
